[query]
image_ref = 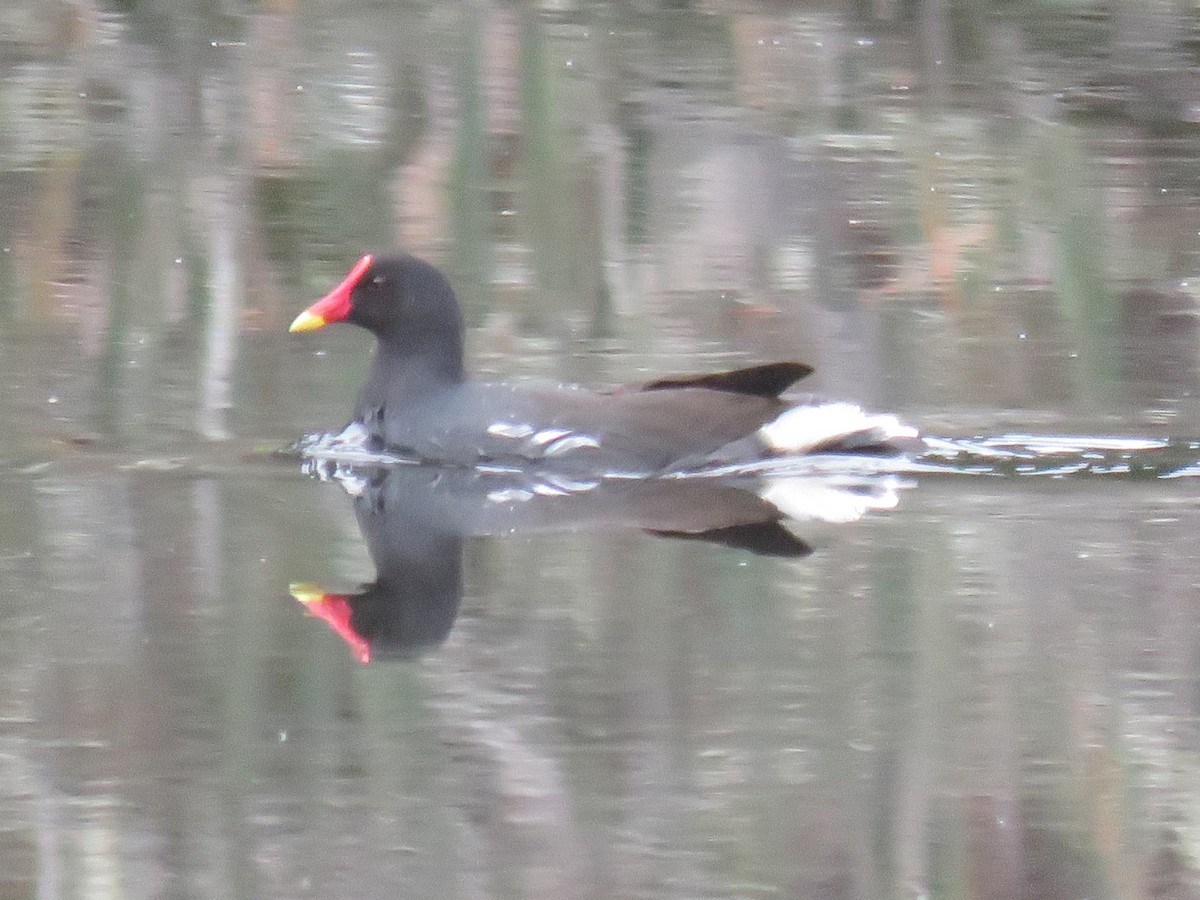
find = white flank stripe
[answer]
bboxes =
[531,428,572,446]
[487,421,535,439]
[543,434,602,456]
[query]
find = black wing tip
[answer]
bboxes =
[640,362,813,399]
[647,522,812,558]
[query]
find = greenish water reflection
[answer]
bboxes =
[2,0,1200,896]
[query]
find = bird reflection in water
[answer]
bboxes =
[290,457,909,662]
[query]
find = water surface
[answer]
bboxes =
[2,1,1200,897]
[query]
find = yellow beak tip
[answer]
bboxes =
[289,582,325,604]
[288,311,327,334]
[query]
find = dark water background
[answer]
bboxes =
[3,1,1200,897]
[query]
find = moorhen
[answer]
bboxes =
[290,254,918,475]
[291,461,907,660]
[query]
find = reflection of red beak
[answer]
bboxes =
[288,254,373,333]
[290,583,371,664]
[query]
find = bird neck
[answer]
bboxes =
[378,333,463,391]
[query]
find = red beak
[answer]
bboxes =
[288,254,373,333]
[291,583,371,664]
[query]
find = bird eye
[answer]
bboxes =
[371,275,385,286]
